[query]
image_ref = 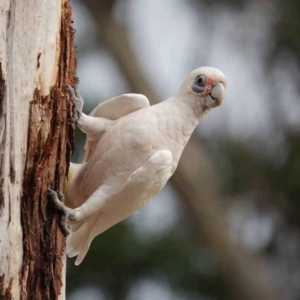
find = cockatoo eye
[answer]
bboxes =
[192,75,207,93]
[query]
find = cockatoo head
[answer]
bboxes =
[176,66,227,110]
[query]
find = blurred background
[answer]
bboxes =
[67,0,300,299]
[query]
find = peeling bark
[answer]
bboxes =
[0,63,4,118]
[0,63,5,212]
[0,1,76,299]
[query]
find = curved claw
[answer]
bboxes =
[48,189,73,237]
[65,80,84,123]
[73,74,80,86]
[67,117,77,124]
[64,84,73,92]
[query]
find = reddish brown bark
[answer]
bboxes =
[19,2,76,299]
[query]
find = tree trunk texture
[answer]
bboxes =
[0,1,76,299]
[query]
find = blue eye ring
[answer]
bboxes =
[192,75,207,93]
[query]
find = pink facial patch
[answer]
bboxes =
[204,78,213,95]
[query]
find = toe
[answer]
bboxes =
[64,84,72,91]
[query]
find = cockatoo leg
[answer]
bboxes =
[73,151,174,220]
[49,151,174,239]
[65,78,113,141]
[48,184,117,223]
[66,184,117,221]
[48,189,71,236]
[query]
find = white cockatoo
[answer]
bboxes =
[49,66,227,265]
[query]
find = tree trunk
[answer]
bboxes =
[0,1,76,299]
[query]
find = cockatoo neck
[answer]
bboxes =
[169,93,209,122]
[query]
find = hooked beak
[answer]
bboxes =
[204,82,225,109]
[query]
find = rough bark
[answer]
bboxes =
[0,1,76,299]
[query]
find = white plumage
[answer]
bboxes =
[62,66,227,265]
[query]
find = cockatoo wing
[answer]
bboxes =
[89,93,150,120]
[84,93,150,162]
[67,150,174,265]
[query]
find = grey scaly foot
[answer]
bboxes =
[48,189,78,237]
[65,74,84,123]
[55,191,72,237]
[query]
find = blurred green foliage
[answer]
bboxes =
[67,217,230,299]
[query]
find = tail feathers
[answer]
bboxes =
[75,242,91,266]
[68,219,85,233]
[66,222,91,261]
[65,162,81,191]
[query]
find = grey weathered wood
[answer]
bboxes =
[0,1,76,299]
